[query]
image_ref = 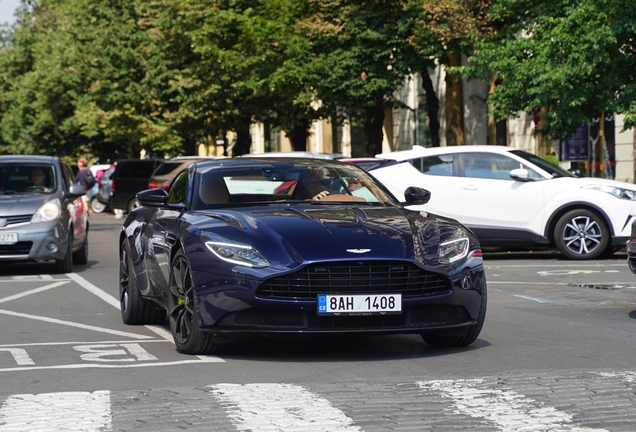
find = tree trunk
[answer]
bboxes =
[287,119,310,151]
[421,68,440,147]
[364,93,385,156]
[232,120,252,156]
[445,51,464,146]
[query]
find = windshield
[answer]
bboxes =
[193,162,397,209]
[510,150,574,178]
[0,163,57,194]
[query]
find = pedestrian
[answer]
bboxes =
[75,158,95,213]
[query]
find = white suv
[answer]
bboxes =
[369,145,636,259]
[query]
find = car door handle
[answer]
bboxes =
[462,184,479,191]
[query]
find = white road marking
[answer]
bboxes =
[417,379,607,431]
[0,281,69,304]
[210,383,362,431]
[0,309,153,340]
[66,272,120,309]
[0,339,171,348]
[0,356,223,373]
[0,390,111,432]
[73,343,159,362]
[0,348,34,365]
[596,371,636,383]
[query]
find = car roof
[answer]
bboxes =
[375,145,516,161]
[0,155,58,163]
[194,157,355,170]
[238,151,344,159]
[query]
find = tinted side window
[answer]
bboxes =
[167,171,188,205]
[119,161,159,179]
[62,162,75,189]
[463,153,522,180]
[409,155,453,176]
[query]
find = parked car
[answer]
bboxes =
[0,155,89,273]
[368,145,636,260]
[119,158,487,354]
[91,166,115,214]
[148,156,224,191]
[109,158,164,213]
[627,222,636,273]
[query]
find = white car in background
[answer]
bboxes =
[369,145,636,260]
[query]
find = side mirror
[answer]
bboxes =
[136,188,168,207]
[67,184,86,198]
[510,168,530,181]
[404,186,431,205]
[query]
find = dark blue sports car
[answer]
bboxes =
[119,158,487,354]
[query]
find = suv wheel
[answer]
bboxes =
[554,209,610,260]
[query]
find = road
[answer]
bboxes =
[0,213,635,431]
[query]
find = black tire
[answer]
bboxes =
[554,209,610,260]
[120,240,166,325]
[72,233,89,265]
[168,249,219,355]
[55,232,73,274]
[127,198,140,213]
[90,197,107,214]
[422,288,487,347]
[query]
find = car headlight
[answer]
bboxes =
[582,184,636,200]
[438,228,470,263]
[205,241,270,268]
[31,199,62,223]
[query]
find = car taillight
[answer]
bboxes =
[111,179,116,193]
[148,179,158,189]
[162,179,172,191]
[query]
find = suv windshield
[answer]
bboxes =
[0,163,57,194]
[510,150,574,178]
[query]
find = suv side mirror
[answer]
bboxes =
[404,186,431,205]
[510,168,531,181]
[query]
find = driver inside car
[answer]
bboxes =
[26,167,51,193]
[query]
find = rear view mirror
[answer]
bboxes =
[404,186,431,205]
[510,168,530,181]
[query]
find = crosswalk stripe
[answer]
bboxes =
[417,379,608,432]
[0,391,111,432]
[209,383,362,431]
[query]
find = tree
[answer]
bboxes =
[466,0,636,140]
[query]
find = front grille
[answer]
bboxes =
[0,214,32,227]
[257,261,449,299]
[0,241,32,256]
[215,305,469,330]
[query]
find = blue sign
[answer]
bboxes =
[561,124,589,161]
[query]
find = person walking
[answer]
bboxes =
[75,158,95,213]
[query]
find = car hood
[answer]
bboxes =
[190,205,468,273]
[0,193,53,215]
[567,176,636,191]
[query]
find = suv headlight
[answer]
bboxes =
[582,184,636,201]
[438,228,470,263]
[205,240,270,268]
[31,199,61,223]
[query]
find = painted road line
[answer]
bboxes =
[0,281,70,305]
[0,339,171,348]
[417,379,608,432]
[513,294,571,306]
[0,356,224,373]
[0,390,111,432]
[0,309,154,340]
[66,272,120,309]
[210,383,362,432]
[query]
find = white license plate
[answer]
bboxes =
[317,294,402,315]
[0,232,18,245]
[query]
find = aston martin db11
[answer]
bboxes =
[119,158,487,354]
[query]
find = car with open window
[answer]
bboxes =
[119,158,487,354]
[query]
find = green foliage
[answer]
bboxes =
[466,0,636,139]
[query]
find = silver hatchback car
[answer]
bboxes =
[0,155,89,273]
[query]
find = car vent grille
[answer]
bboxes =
[0,215,32,227]
[257,261,449,299]
[0,241,33,256]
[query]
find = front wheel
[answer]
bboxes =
[55,232,73,274]
[554,209,610,260]
[120,240,166,325]
[168,250,219,355]
[127,198,140,213]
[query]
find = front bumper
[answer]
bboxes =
[0,220,68,262]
